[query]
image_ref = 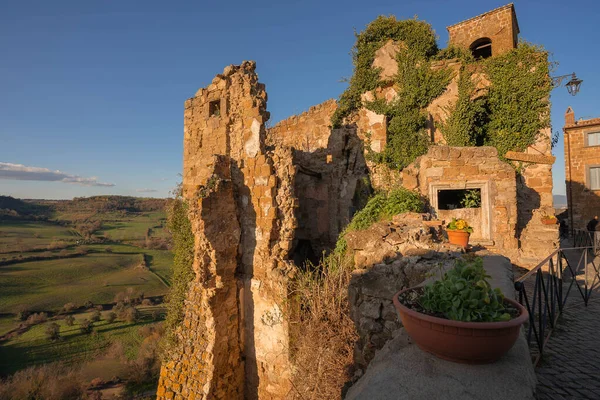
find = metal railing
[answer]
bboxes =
[514,245,600,365]
[573,229,600,254]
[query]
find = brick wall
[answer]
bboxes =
[564,108,600,231]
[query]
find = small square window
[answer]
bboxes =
[590,167,600,190]
[209,100,220,117]
[586,132,600,147]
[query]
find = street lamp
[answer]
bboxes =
[552,73,583,96]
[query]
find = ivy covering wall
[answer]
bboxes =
[163,195,195,350]
[332,16,553,170]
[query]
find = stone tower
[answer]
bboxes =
[447,3,519,58]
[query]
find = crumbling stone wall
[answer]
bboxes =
[158,62,296,400]
[345,213,463,367]
[266,100,337,151]
[266,101,370,258]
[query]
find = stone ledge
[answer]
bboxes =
[345,255,537,400]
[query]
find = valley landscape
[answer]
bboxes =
[0,196,173,398]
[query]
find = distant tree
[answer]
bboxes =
[80,319,93,334]
[26,312,48,325]
[84,301,94,309]
[65,315,75,326]
[62,302,77,313]
[45,323,60,341]
[15,305,30,321]
[90,310,101,322]
[75,246,89,255]
[106,312,117,324]
[124,307,140,324]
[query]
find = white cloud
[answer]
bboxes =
[0,162,115,187]
[136,188,158,193]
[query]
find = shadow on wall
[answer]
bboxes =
[566,180,600,234]
[231,160,260,400]
[287,123,369,267]
[516,173,540,240]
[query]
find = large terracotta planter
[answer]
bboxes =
[447,229,470,247]
[393,288,528,364]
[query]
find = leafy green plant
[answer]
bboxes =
[483,43,553,160]
[346,188,424,232]
[446,218,473,233]
[331,16,440,129]
[440,66,488,147]
[460,189,481,208]
[420,257,511,322]
[163,188,195,349]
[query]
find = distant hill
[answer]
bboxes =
[553,194,567,208]
[0,195,168,221]
[0,195,52,220]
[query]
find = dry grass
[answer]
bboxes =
[289,253,358,400]
[0,363,87,400]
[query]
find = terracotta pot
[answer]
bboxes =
[542,217,557,225]
[393,288,528,364]
[447,230,470,247]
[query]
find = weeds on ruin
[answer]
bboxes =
[289,251,358,400]
[289,187,425,398]
[162,187,195,353]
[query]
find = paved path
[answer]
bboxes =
[534,248,600,399]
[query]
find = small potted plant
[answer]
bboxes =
[393,257,528,364]
[541,213,558,225]
[446,218,473,247]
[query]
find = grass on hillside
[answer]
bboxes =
[0,221,79,254]
[0,244,172,314]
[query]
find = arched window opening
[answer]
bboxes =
[470,38,492,59]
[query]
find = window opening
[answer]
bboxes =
[470,38,492,59]
[587,132,600,147]
[437,189,481,210]
[209,100,221,117]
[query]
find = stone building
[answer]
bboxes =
[563,107,600,231]
[157,4,558,399]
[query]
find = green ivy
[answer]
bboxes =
[331,16,440,129]
[440,66,488,146]
[484,43,552,159]
[163,194,195,349]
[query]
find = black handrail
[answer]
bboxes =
[514,245,600,366]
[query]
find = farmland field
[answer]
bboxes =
[0,196,173,389]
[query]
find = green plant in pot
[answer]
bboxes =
[446,218,473,248]
[392,257,528,364]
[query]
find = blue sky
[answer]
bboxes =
[0,0,598,199]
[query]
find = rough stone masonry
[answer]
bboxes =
[158,4,558,398]
[157,61,368,399]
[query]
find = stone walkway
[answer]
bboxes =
[534,249,600,399]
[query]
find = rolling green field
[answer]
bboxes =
[0,221,79,253]
[97,211,169,242]
[0,245,172,314]
[0,201,173,380]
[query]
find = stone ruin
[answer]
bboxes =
[158,4,558,399]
